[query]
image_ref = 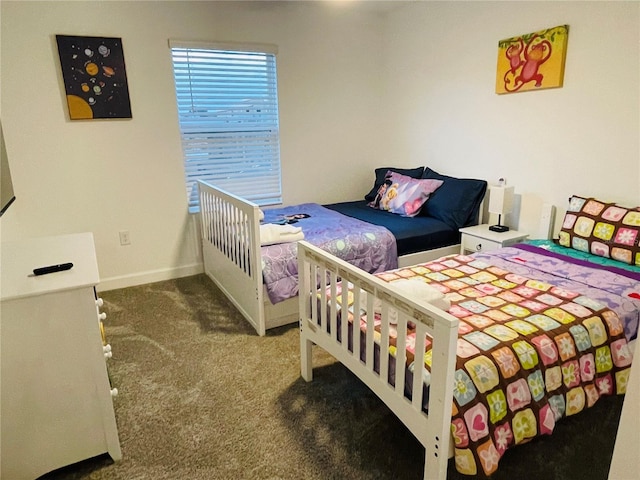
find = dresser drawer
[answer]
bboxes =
[461,234,501,254]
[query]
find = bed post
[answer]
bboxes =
[424,316,458,480]
[298,243,314,381]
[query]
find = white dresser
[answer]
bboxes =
[0,233,121,480]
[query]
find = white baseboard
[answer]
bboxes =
[97,262,204,292]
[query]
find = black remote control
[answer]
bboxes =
[33,262,74,276]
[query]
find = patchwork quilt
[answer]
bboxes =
[261,203,397,304]
[328,244,638,477]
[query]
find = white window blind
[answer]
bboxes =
[170,41,282,211]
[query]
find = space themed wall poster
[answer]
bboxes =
[56,35,132,120]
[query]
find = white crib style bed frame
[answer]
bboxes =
[198,180,465,336]
[297,240,459,480]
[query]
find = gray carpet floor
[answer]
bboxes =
[40,274,624,480]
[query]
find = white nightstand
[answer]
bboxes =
[459,224,528,255]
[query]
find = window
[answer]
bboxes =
[170,40,282,211]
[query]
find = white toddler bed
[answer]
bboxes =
[198,173,486,336]
[297,195,639,478]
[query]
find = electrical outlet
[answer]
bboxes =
[119,230,131,246]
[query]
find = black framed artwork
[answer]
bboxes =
[56,34,132,120]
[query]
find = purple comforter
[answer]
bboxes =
[475,244,640,342]
[261,203,398,304]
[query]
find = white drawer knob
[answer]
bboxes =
[475,244,482,251]
[95,298,104,307]
[98,312,107,321]
[110,388,118,397]
[104,351,113,359]
[103,344,112,353]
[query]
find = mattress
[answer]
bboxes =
[323,200,459,256]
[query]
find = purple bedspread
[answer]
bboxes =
[475,244,640,342]
[261,203,398,304]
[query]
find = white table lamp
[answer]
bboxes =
[488,185,514,232]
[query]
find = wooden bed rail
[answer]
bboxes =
[297,240,459,480]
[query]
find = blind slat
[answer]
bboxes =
[171,44,282,210]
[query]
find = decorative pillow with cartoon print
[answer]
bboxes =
[368,170,443,217]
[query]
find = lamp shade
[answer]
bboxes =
[488,185,514,215]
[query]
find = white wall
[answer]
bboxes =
[0,1,387,290]
[1,1,638,290]
[382,1,640,235]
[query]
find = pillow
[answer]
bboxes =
[420,168,488,229]
[368,171,443,217]
[364,166,424,202]
[558,195,640,266]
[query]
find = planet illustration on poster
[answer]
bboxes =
[56,35,132,120]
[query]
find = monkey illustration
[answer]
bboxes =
[505,37,524,74]
[503,34,552,92]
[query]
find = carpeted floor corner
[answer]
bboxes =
[40,274,624,480]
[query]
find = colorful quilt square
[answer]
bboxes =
[471,271,498,283]
[584,384,600,408]
[615,227,638,246]
[484,325,519,342]
[560,302,592,318]
[571,236,589,252]
[463,331,500,352]
[458,287,486,298]
[484,309,512,322]
[512,285,540,298]
[545,307,576,324]
[554,333,576,361]
[526,314,561,331]
[595,345,613,373]
[458,265,480,274]
[501,305,532,319]
[584,316,608,347]
[464,314,494,329]
[602,205,627,222]
[487,389,508,424]
[596,373,614,395]
[426,272,451,282]
[579,353,595,382]
[451,418,469,447]
[531,334,558,365]
[548,394,566,420]
[491,347,521,379]
[477,438,501,476]
[450,304,472,318]
[527,370,545,401]
[569,324,592,352]
[457,321,474,335]
[492,279,517,290]
[615,368,630,394]
[610,339,632,368]
[453,369,478,407]
[602,310,624,336]
[505,273,528,284]
[536,293,563,306]
[453,448,477,476]
[493,423,513,456]
[545,366,563,392]
[459,301,490,314]
[550,287,579,300]
[444,279,469,290]
[512,408,537,444]
[593,222,615,241]
[463,403,490,442]
[591,242,610,258]
[457,338,481,358]
[497,291,524,303]
[476,296,506,308]
[538,403,556,435]
[475,283,502,295]
[506,378,531,412]
[611,247,633,264]
[561,360,581,388]
[574,216,595,237]
[506,319,538,334]
[565,387,586,416]
[512,341,539,369]
[622,210,640,226]
[464,355,500,393]
[525,279,552,292]
[573,296,605,312]
[442,268,464,278]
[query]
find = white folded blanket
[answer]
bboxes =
[361,278,450,324]
[260,223,305,246]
